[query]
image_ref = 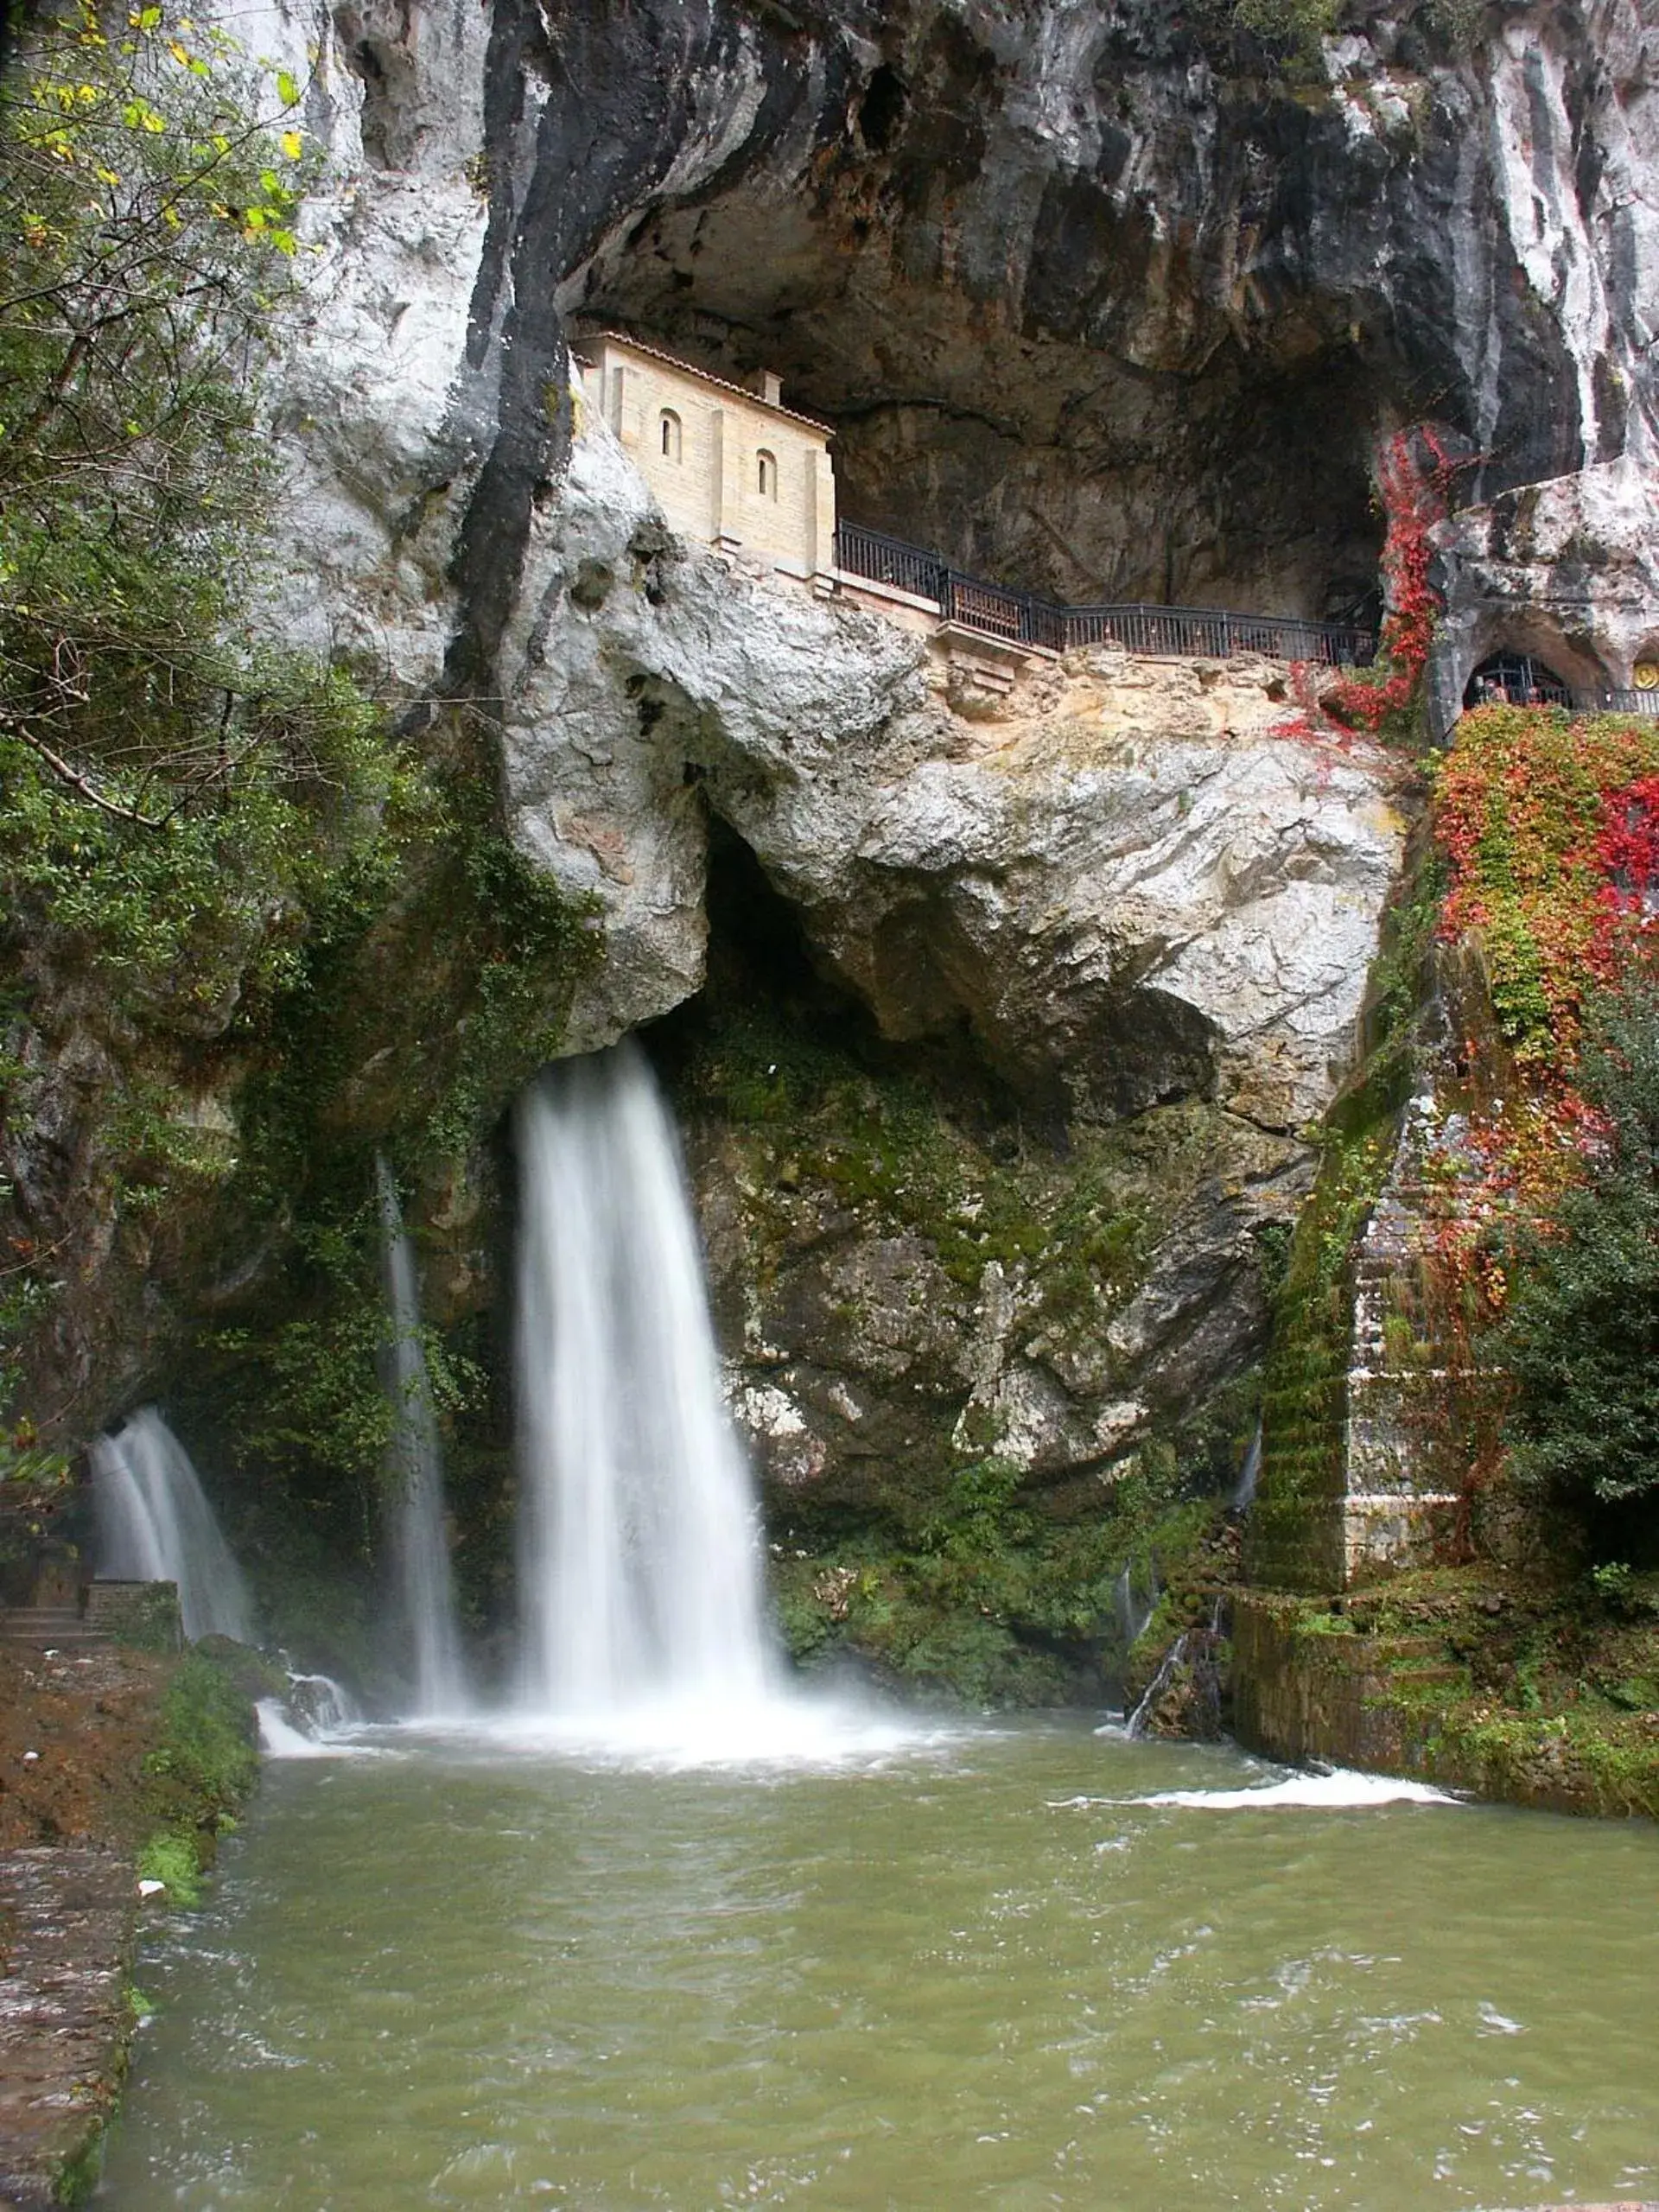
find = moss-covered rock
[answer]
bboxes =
[1233,1570,1659,1819]
[656,924,1279,1702]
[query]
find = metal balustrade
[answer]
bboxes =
[1573,686,1659,717]
[834,521,1379,667]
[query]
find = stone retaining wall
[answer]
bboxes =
[1230,1591,1455,1773]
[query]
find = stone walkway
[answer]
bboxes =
[0,1847,134,2209]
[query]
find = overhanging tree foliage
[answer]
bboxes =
[0,3,425,1527]
[0,0,374,826]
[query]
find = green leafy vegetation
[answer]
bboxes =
[0,3,599,1632]
[1,0,322,835]
[138,1648,260,1905]
[0,3,429,1445]
[1190,0,1338,78]
[1493,982,1659,1546]
[136,1827,204,1908]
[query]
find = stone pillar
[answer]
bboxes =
[806,445,836,583]
[608,361,640,453]
[710,406,743,551]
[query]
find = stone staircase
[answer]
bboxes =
[1339,1105,1465,1579]
[0,1605,109,1651]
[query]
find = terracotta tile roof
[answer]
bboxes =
[577,329,836,437]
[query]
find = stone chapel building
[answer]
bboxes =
[576,332,837,587]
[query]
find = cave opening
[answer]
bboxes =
[1463,652,1574,709]
[568,231,1388,627]
[856,63,907,153]
[645,813,1032,1146]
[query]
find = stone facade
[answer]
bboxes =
[1333,1109,1464,1582]
[1426,459,1659,741]
[84,1580,182,1655]
[576,333,836,584]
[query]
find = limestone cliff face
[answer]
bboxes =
[22,0,1659,1501]
[267,0,1659,681]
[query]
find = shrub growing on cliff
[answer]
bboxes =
[0,4,439,1503]
[0,2,423,1001]
[0,1,317,810]
[1190,0,1338,65]
[1494,982,1659,1549]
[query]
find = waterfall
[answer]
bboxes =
[1113,1557,1157,1650]
[90,1408,253,1643]
[1125,1632,1189,1740]
[1232,1416,1263,1514]
[514,1041,773,1720]
[377,1159,467,1717]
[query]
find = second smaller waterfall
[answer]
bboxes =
[378,1160,467,1718]
[92,1409,252,1643]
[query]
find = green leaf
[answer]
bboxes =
[276,67,300,107]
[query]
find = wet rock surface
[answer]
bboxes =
[0,1848,133,2211]
[0,1649,167,2209]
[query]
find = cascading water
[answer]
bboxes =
[90,1408,253,1643]
[513,1041,774,1726]
[377,1159,467,1717]
[1231,1415,1263,1514]
[1113,1557,1157,1650]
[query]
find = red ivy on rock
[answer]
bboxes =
[1436,709,1659,1063]
[1324,425,1465,734]
[1421,708,1659,1353]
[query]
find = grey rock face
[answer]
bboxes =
[32,0,1654,1474]
[256,0,1659,726]
[224,0,1437,1504]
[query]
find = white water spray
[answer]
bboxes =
[90,1408,252,1643]
[377,1159,467,1718]
[1232,1416,1263,1514]
[513,1042,774,1726]
[1113,1557,1157,1651]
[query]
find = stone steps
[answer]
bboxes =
[0,1608,109,1649]
[1350,1633,1446,1661]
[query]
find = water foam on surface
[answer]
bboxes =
[1100,1767,1460,1810]
[377,1691,978,1776]
[255,1702,377,1761]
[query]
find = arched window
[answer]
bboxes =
[658,410,682,463]
[1463,652,1573,711]
[756,448,778,499]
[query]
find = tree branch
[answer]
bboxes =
[1,718,165,827]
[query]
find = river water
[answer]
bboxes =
[99,1719,1657,2210]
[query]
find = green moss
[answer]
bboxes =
[672,978,1270,1708]
[139,1649,258,1866]
[767,1432,1245,1710]
[1247,826,1445,1592]
[53,2127,109,2208]
[1240,1571,1659,1817]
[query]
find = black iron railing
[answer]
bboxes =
[1057,602,1375,667]
[1572,686,1659,717]
[834,521,1379,667]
